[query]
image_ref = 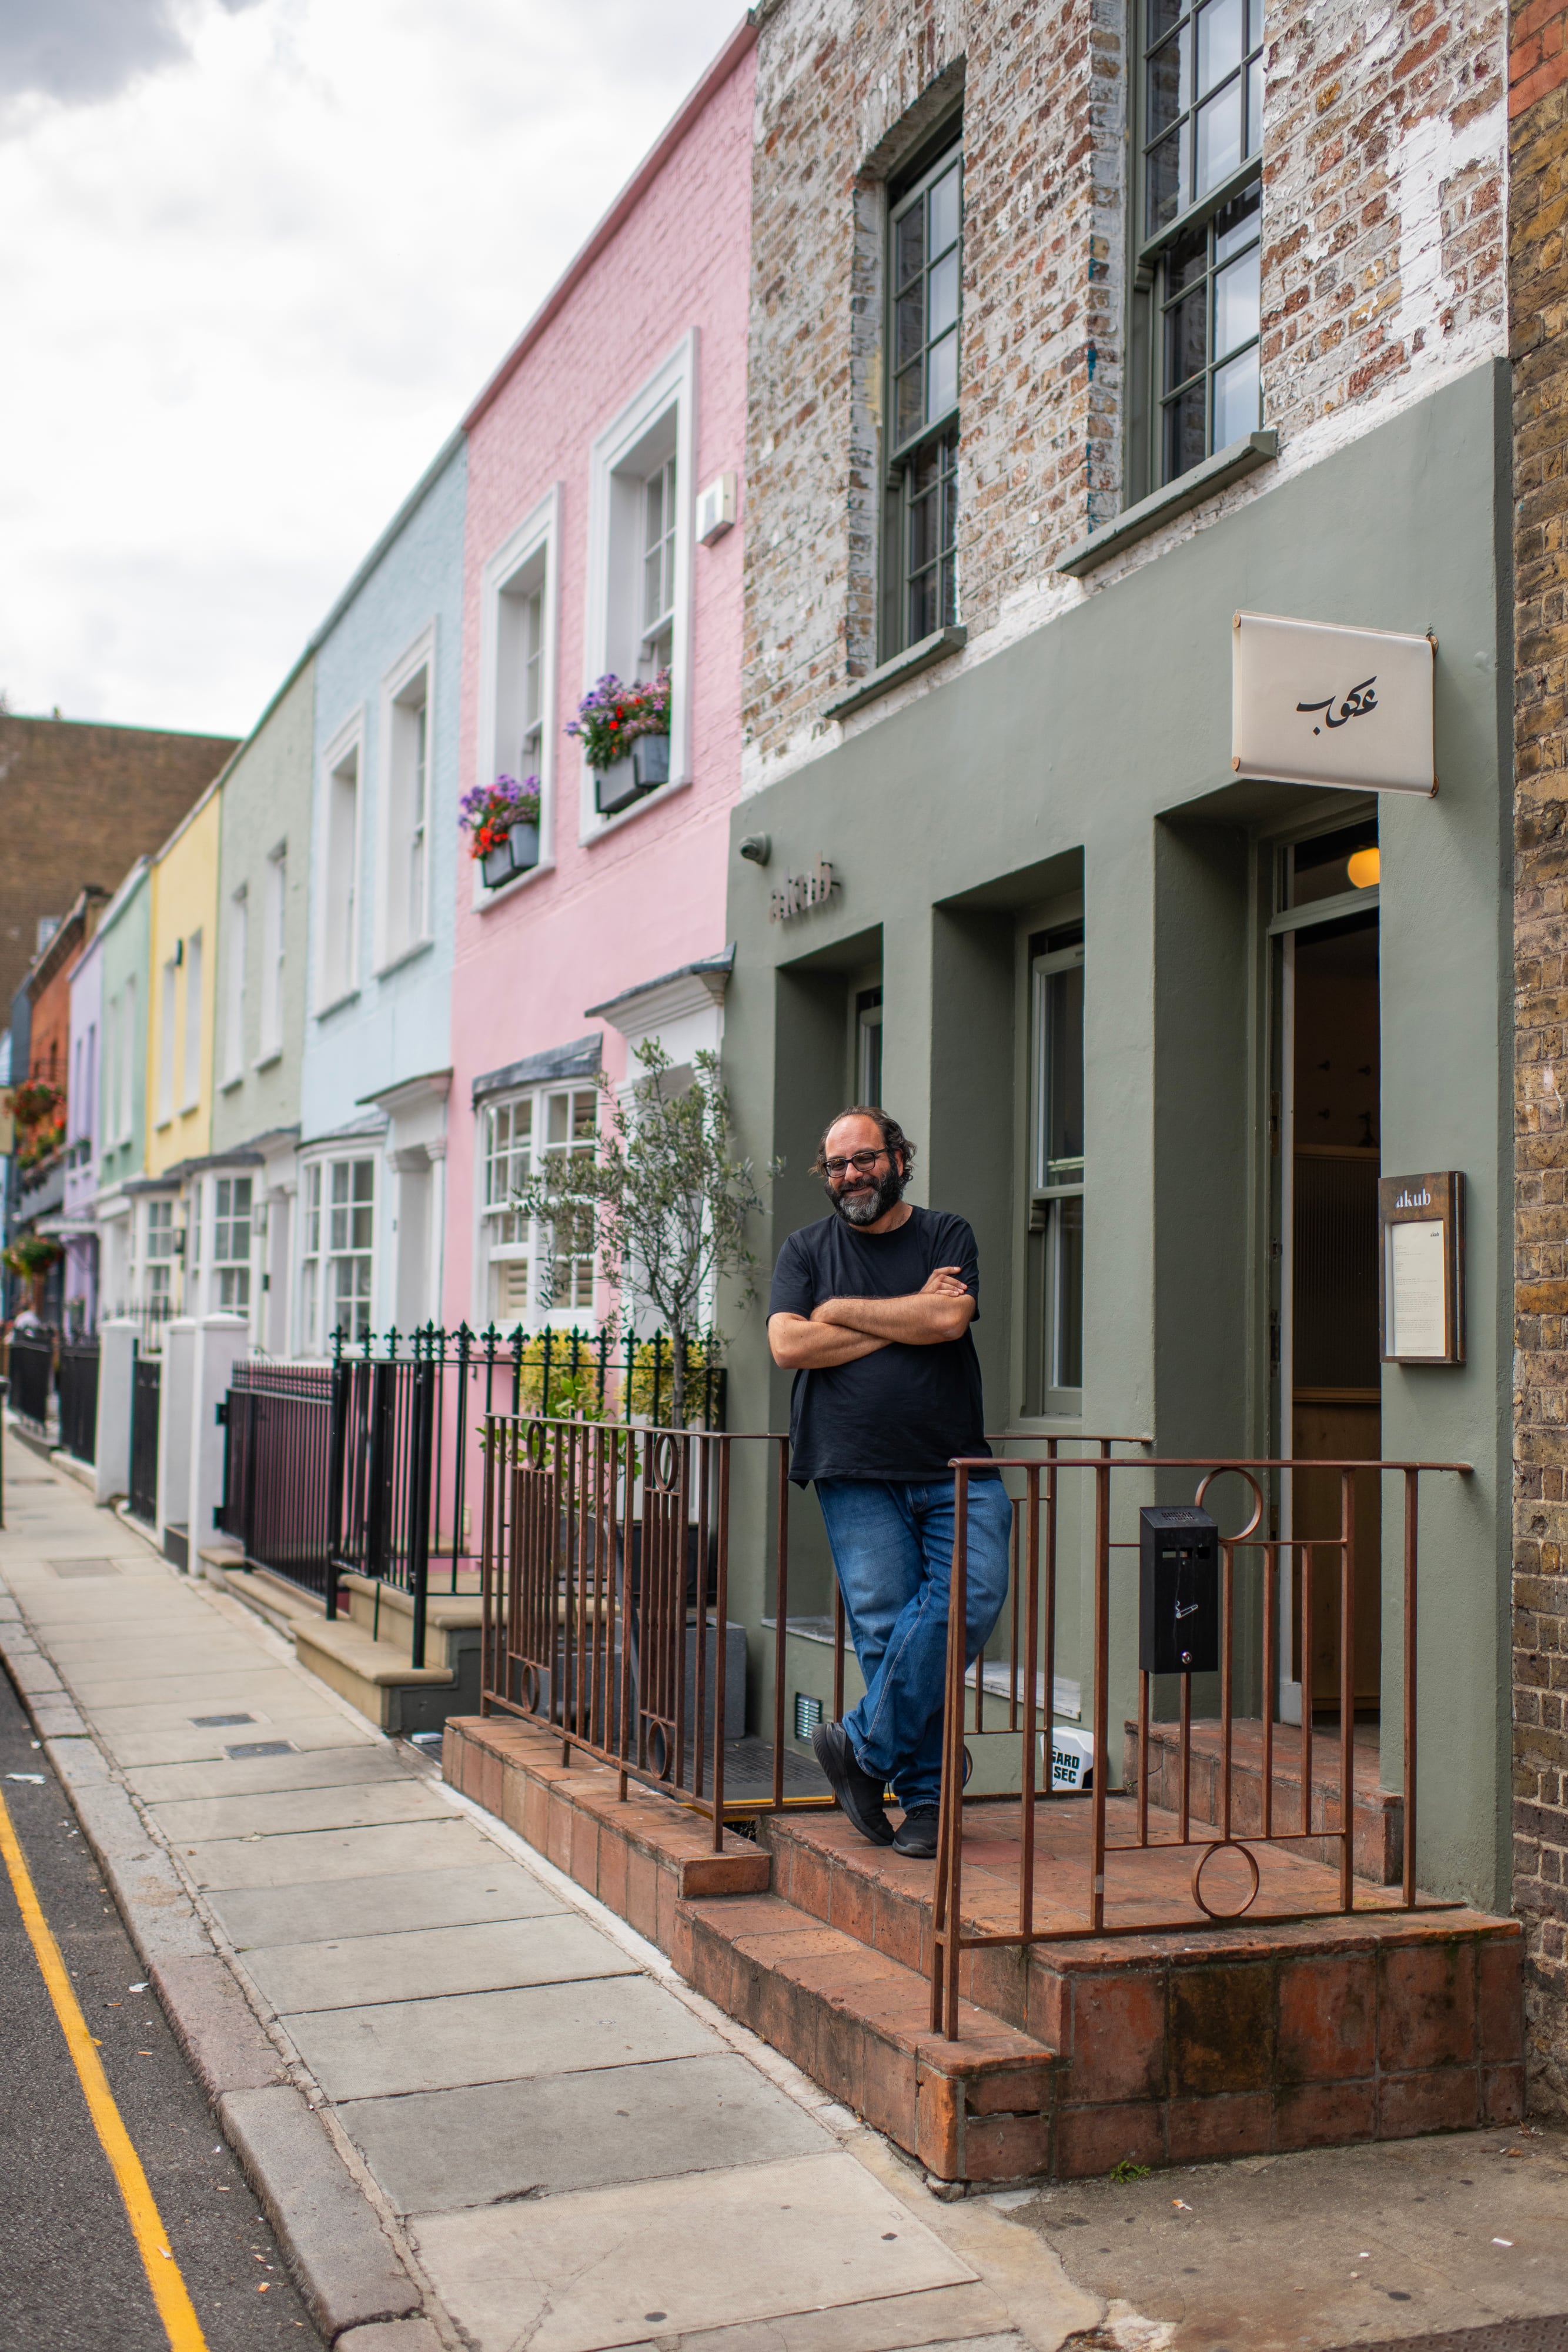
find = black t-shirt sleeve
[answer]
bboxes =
[936,1212,981,1319]
[768,1231,818,1321]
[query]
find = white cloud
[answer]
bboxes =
[0,0,744,734]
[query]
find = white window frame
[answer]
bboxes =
[212,1172,253,1316]
[316,711,365,1014]
[222,886,248,1087]
[259,843,286,1063]
[473,1080,601,1331]
[475,485,561,911]
[296,1151,377,1353]
[580,331,698,843]
[144,1194,176,1308]
[376,621,437,971]
[180,931,203,1112]
[119,972,136,1143]
[157,957,176,1125]
[105,993,119,1146]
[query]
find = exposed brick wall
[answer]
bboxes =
[0,716,236,1014]
[1512,0,1568,2116]
[743,0,1506,787]
[743,0,1125,776]
[1262,0,1505,445]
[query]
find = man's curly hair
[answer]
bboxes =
[811,1107,917,1183]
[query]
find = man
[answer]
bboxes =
[767,1105,1012,1858]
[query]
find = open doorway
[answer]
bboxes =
[1273,814,1381,1722]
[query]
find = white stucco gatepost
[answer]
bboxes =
[94,1319,138,1506]
[189,1313,250,1581]
[155,1318,196,1561]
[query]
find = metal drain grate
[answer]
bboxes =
[190,1713,255,1728]
[225,1740,295,1759]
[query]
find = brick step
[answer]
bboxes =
[1124,1716,1404,1885]
[755,1803,1524,2172]
[442,1714,771,1932]
[675,1888,1059,2182]
[443,1714,1526,2183]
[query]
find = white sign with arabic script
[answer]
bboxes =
[1231,610,1436,796]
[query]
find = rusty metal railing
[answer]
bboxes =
[930,1446,1472,2040]
[477,1415,817,1846]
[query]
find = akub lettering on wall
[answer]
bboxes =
[1231,610,1437,796]
[770,858,835,922]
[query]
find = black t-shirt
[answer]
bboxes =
[767,1205,994,1485]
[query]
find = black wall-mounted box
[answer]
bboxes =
[1138,1505,1221,1676]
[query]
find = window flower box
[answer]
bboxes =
[596,760,643,817]
[632,734,670,790]
[570,671,671,818]
[480,821,540,886]
[461,773,541,887]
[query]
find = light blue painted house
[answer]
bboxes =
[296,433,466,1351]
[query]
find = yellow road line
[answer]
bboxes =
[0,1785,208,2352]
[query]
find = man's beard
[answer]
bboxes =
[830,1164,905,1227]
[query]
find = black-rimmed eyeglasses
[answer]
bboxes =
[824,1148,890,1179]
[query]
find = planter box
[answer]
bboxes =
[596,759,643,816]
[482,821,540,887]
[633,733,670,789]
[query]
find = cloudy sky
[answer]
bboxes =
[0,0,742,739]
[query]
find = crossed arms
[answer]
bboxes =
[767,1266,976,1370]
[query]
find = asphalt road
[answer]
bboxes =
[0,1655,324,2351]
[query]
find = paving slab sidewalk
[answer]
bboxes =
[0,1442,1099,2352]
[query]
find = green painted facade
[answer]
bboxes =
[210,654,315,1162]
[722,363,1513,1912]
[96,859,152,1203]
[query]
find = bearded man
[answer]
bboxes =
[766,1105,1011,1859]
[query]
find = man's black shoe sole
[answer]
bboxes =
[892,1812,940,1859]
[811,1721,894,1846]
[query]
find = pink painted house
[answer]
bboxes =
[443,22,755,1337]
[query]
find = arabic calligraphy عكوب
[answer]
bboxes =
[1296,676,1378,736]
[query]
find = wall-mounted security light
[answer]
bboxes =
[696,472,737,544]
[738,834,771,867]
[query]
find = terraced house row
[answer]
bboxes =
[10,0,1568,2152]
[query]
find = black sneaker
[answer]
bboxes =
[811,1720,894,1846]
[892,1805,941,1858]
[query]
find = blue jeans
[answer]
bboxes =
[815,1475,1013,1813]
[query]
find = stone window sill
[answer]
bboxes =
[1057,432,1278,578]
[822,624,967,723]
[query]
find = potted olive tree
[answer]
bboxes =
[509,1037,771,1431]
[459,775,541,887]
[567,671,671,816]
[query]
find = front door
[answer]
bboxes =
[1273,817,1382,1720]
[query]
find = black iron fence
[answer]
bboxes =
[129,1354,160,1523]
[7,1329,54,1431]
[220,1361,335,1598]
[219,1324,726,1666]
[57,1336,99,1464]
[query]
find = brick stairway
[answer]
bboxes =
[443,1713,1524,2186]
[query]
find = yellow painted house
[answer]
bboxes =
[144,782,220,1238]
